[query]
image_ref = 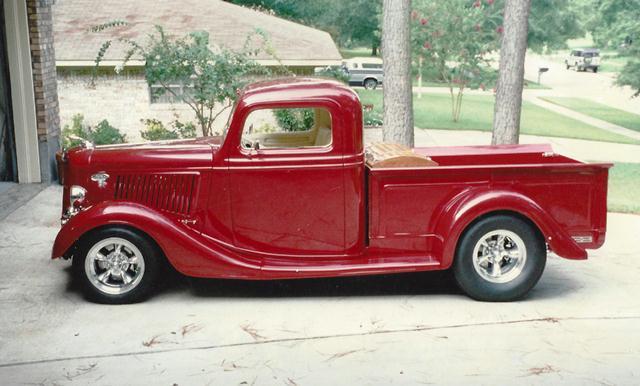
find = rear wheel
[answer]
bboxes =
[363,78,378,90]
[73,227,160,304]
[593,66,598,73]
[453,215,546,302]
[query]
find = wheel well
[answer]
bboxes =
[456,210,546,254]
[71,224,171,268]
[364,77,378,84]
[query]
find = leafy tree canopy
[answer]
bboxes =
[579,0,640,95]
[227,0,381,52]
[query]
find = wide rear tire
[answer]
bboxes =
[73,227,160,304]
[453,215,546,302]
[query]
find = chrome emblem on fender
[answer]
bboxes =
[91,172,110,188]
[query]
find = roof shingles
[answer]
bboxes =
[53,0,342,64]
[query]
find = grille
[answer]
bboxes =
[114,173,198,215]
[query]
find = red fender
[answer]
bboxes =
[434,188,587,269]
[51,202,262,279]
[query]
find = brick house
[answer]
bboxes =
[53,0,343,141]
[1,0,60,184]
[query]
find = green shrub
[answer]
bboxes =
[140,119,179,141]
[274,108,314,132]
[92,119,126,145]
[173,120,197,138]
[140,118,198,141]
[363,108,383,127]
[61,114,126,148]
[61,114,89,148]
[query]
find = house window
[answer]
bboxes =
[148,84,194,104]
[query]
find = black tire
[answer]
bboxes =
[565,63,570,70]
[453,215,546,302]
[593,66,598,73]
[73,227,161,304]
[363,78,378,90]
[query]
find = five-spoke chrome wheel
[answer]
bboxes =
[471,230,527,284]
[85,237,146,295]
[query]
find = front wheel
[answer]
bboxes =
[453,215,546,302]
[73,227,160,304]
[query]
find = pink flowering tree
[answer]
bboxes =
[411,0,501,121]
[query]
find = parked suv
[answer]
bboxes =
[565,48,600,72]
[342,57,384,89]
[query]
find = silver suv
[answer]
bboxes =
[565,48,600,73]
[342,57,384,90]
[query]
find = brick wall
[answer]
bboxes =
[58,74,230,142]
[27,0,60,182]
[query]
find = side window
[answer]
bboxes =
[241,107,332,149]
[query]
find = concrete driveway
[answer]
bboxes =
[1,186,639,385]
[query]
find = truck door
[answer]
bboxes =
[227,107,346,256]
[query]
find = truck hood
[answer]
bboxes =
[62,136,221,172]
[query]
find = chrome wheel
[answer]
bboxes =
[472,230,527,284]
[85,237,145,295]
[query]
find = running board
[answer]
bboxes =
[260,255,441,279]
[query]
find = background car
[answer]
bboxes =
[342,57,384,89]
[565,48,600,72]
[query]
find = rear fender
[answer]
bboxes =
[434,188,586,269]
[51,202,261,278]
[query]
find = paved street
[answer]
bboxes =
[523,53,640,115]
[1,184,639,385]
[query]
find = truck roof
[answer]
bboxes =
[239,77,360,108]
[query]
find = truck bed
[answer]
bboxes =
[366,143,611,260]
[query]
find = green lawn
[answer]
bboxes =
[358,90,640,144]
[608,163,640,214]
[541,97,640,132]
[412,79,550,89]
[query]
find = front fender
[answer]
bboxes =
[434,188,587,268]
[51,202,262,278]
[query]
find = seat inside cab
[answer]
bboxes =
[243,108,332,149]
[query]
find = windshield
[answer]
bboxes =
[222,101,238,140]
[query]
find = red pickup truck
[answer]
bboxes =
[53,78,611,304]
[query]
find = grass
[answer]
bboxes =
[412,79,550,89]
[358,90,640,144]
[541,97,640,133]
[608,163,640,214]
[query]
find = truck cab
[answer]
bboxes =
[53,78,611,304]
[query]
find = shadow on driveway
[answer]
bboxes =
[62,260,582,302]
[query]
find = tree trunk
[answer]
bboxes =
[491,0,531,145]
[382,0,414,147]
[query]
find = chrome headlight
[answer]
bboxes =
[62,185,86,225]
[70,185,86,206]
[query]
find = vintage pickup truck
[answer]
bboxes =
[53,78,611,304]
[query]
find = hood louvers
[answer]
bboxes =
[114,173,198,215]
